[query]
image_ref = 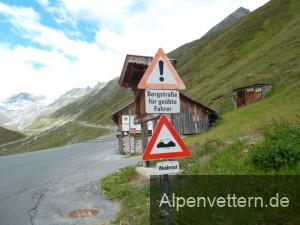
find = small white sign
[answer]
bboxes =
[122,115,130,124]
[156,161,180,175]
[147,121,153,132]
[122,115,142,131]
[129,116,141,131]
[145,89,180,113]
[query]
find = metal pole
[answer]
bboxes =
[162,174,171,225]
[141,121,150,167]
[128,115,131,156]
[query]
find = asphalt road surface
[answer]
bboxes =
[0,133,142,225]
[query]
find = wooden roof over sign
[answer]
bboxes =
[119,54,177,91]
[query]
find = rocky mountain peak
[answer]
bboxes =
[204,7,250,36]
[4,92,46,104]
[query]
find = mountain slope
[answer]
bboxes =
[51,77,132,125]
[0,107,13,127]
[46,86,95,112]
[0,126,26,145]
[204,7,250,36]
[0,92,47,130]
[169,0,300,114]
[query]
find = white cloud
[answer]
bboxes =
[36,0,49,7]
[0,2,126,102]
[58,0,132,19]
[0,2,40,27]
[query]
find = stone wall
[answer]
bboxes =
[122,133,143,154]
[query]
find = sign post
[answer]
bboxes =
[162,173,171,225]
[128,117,131,156]
[138,48,190,225]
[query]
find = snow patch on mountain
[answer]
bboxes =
[0,83,105,131]
[0,93,47,130]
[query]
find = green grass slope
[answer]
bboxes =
[51,77,132,125]
[0,126,26,145]
[168,0,300,173]
[169,0,300,114]
[0,122,110,156]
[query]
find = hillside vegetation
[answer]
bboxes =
[169,0,299,114]
[169,0,300,172]
[0,126,26,145]
[0,122,110,156]
[100,1,300,224]
[51,77,132,125]
[163,0,300,144]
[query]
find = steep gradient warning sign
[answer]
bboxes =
[142,114,191,160]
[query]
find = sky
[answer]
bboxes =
[0,0,269,103]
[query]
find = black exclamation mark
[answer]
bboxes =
[159,60,164,82]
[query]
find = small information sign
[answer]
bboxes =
[145,89,180,113]
[156,161,180,175]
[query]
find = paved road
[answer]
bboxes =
[0,133,142,225]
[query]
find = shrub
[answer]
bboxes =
[250,123,300,171]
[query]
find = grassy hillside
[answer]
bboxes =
[163,0,300,143]
[169,0,300,113]
[168,0,300,173]
[51,77,132,125]
[0,126,26,145]
[0,122,110,156]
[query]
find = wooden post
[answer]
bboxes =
[141,121,150,167]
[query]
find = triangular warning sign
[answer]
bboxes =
[138,48,185,90]
[142,114,191,160]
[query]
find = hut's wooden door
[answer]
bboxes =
[236,90,246,107]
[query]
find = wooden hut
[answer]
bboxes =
[112,94,217,134]
[233,84,273,108]
[114,54,218,154]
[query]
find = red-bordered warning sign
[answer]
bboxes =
[142,114,191,160]
[138,48,185,90]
